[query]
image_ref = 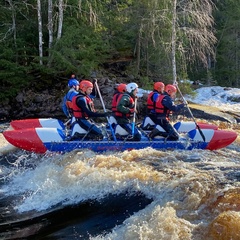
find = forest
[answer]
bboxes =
[0,0,239,103]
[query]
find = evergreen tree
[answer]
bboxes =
[214,0,240,87]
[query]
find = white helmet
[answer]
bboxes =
[126,82,138,93]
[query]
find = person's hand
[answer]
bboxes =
[181,98,188,105]
[104,112,112,117]
[130,108,137,114]
[179,103,185,108]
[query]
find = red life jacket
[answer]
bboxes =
[72,93,95,118]
[112,92,123,113]
[147,91,158,110]
[155,95,171,116]
[66,97,74,115]
[115,93,135,117]
[65,91,78,116]
[66,101,72,114]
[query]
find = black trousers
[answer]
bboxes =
[76,118,103,138]
[149,115,179,141]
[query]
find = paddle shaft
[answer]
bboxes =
[174,83,206,142]
[81,124,94,141]
[94,79,117,142]
[132,98,137,135]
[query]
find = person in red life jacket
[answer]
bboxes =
[71,80,110,140]
[147,81,165,115]
[112,83,127,116]
[115,82,142,141]
[148,84,185,140]
[62,77,80,118]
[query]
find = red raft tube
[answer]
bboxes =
[3,128,65,153]
[187,128,238,150]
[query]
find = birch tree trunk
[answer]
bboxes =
[48,0,53,50]
[37,0,43,65]
[171,0,177,84]
[57,0,63,39]
[6,0,17,49]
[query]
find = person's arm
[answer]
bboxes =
[162,96,184,112]
[69,90,78,101]
[152,92,159,102]
[76,97,105,117]
[117,95,133,114]
[62,95,70,117]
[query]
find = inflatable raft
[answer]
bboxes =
[3,117,237,154]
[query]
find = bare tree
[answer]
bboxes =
[173,0,217,79]
[131,0,216,80]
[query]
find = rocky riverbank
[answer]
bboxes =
[0,76,239,125]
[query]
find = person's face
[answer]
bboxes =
[159,87,164,93]
[169,91,176,99]
[133,88,138,96]
[86,87,93,95]
[75,85,80,91]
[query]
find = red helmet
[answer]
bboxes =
[154,82,165,91]
[79,80,93,92]
[165,84,177,94]
[117,83,127,93]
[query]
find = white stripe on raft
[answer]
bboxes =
[174,122,197,132]
[36,128,65,142]
[38,119,65,129]
[189,129,214,142]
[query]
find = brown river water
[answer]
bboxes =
[0,121,240,240]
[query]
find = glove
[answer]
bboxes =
[179,103,185,108]
[104,112,112,117]
[181,98,188,105]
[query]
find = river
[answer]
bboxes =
[0,122,240,240]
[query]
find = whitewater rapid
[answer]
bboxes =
[1,128,240,240]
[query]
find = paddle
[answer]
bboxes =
[174,82,206,142]
[132,97,137,135]
[64,118,71,126]
[94,79,117,142]
[81,124,94,141]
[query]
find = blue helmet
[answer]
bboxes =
[68,79,79,88]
